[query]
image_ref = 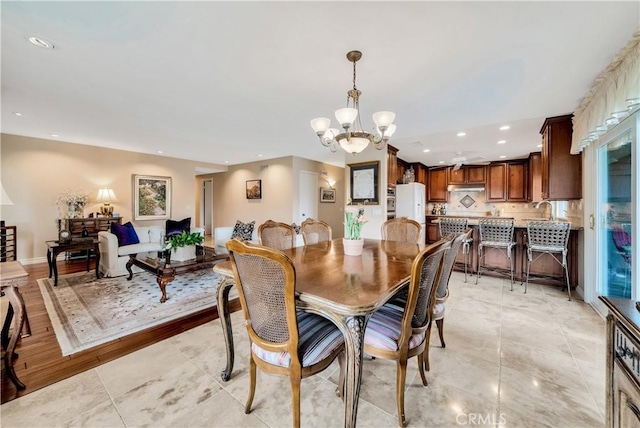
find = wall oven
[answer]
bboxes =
[387,187,396,219]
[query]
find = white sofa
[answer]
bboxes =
[214,225,303,255]
[98,225,204,277]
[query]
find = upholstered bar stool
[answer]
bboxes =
[524,221,572,300]
[476,219,516,290]
[439,217,473,282]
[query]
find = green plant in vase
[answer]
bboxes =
[164,231,204,250]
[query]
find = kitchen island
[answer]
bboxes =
[426,215,582,290]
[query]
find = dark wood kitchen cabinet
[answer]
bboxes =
[487,161,528,202]
[387,144,399,188]
[428,168,448,202]
[448,166,486,184]
[540,114,582,200]
[528,152,543,202]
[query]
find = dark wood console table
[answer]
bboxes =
[65,217,122,239]
[46,239,100,286]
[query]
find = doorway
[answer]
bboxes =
[201,179,213,236]
[299,171,318,224]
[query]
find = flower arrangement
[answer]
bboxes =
[344,200,368,240]
[56,188,90,207]
[164,231,204,250]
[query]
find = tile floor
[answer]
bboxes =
[1,272,606,427]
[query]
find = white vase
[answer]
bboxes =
[172,245,196,262]
[343,238,364,256]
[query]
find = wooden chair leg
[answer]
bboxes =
[396,359,409,428]
[336,351,346,398]
[424,324,432,372]
[290,371,302,428]
[245,357,257,414]
[436,318,446,348]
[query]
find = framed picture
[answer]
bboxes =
[320,187,336,203]
[133,175,171,220]
[348,161,379,205]
[246,179,262,200]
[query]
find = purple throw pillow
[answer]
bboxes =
[111,222,140,246]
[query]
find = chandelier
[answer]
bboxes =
[310,50,396,154]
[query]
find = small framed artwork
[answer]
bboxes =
[348,161,379,204]
[320,187,336,203]
[246,179,262,200]
[133,175,171,220]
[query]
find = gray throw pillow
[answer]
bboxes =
[231,220,255,241]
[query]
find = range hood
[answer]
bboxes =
[447,184,486,192]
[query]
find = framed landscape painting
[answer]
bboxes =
[320,187,336,203]
[133,175,171,220]
[246,179,262,200]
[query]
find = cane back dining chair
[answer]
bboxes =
[476,218,516,289]
[226,238,346,428]
[258,220,296,250]
[438,217,473,282]
[381,217,422,244]
[524,221,572,300]
[300,218,332,245]
[426,229,472,372]
[363,237,451,427]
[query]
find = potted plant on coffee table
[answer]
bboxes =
[164,231,204,262]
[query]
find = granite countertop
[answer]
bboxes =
[428,215,583,230]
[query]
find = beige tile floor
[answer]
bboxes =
[1,272,606,428]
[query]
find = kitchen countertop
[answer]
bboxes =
[427,215,583,230]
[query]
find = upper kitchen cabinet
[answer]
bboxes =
[387,144,399,188]
[528,152,542,202]
[540,115,582,200]
[428,167,448,202]
[487,161,528,202]
[447,165,486,184]
[412,162,428,185]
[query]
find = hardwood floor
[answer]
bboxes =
[1,258,239,405]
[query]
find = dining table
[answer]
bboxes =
[213,238,424,428]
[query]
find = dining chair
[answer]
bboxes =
[226,238,346,428]
[524,221,572,300]
[258,220,296,250]
[425,229,472,371]
[363,237,451,427]
[300,218,332,245]
[438,217,473,282]
[381,217,422,244]
[476,218,516,289]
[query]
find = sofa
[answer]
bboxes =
[214,225,303,255]
[98,225,204,277]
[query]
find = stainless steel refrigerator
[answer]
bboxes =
[395,182,426,244]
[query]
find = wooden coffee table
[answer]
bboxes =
[126,247,228,303]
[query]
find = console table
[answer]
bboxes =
[65,217,122,239]
[1,261,29,390]
[46,239,100,286]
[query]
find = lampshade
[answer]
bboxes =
[310,117,331,135]
[339,136,370,154]
[96,188,117,202]
[335,108,358,127]
[372,111,396,128]
[1,182,14,205]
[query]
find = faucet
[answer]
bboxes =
[535,200,554,221]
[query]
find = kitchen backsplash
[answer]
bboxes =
[427,191,584,227]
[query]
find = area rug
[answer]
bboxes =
[37,269,225,356]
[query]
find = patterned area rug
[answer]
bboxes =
[37,269,224,356]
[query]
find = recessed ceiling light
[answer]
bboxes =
[50,134,59,138]
[157,150,163,154]
[28,36,55,49]
[423,149,430,153]
[224,161,229,164]
[499,125,510,130]
[536,144,543,148]
[438,161,445,164]
[499,155,506,159]
[257,154,263,158]
[456,132,466,137]
[13,112,24,117]
[497,140,507,144]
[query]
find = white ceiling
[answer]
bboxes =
[2,2,638,169]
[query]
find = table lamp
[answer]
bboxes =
[96,188,117,216]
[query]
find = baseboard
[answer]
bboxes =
[19,254,71,265]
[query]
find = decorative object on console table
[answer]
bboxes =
[95,188,117,216]
[133,175,171,221]
[56,188,90,219]
[164,231,204,262]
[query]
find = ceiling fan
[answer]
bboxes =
[450,151,490,170]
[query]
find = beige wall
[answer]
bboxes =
[206,156,345,238]
[1,134,225,262]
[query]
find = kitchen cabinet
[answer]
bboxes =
[412,163,428,185]
[425,216,441,244]
[487,161,528,202]
[387,144,399,188]
[448,166,486,184]
[428,168,448,202]
[528,152,542,202]
[397,159,407,186]
[540,114,582,200]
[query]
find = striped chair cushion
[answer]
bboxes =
[364,298,426,351]
[251,311,344,367]
[432,303,445,321]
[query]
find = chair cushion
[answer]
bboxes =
[432,303,445,321]
[251,311,344,367]
[166,217,191,238]
[364,299,426,351]
[111,222,140,247]
[232,220,255,241]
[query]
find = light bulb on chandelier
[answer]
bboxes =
[310,50,396,154]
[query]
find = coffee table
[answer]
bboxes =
[126,247,228,303]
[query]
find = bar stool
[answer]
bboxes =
[476,219,516,289]
[439,217,473,282]
[524,221,572,300]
